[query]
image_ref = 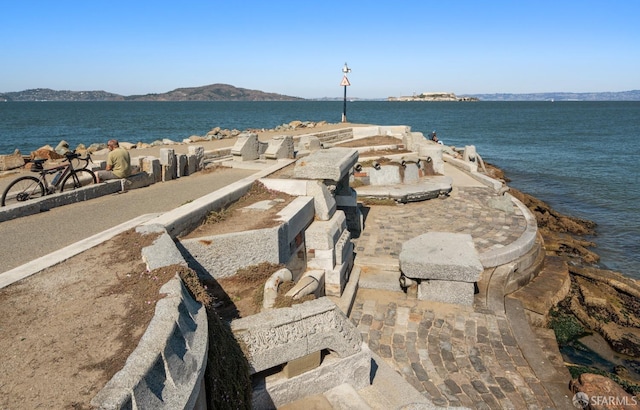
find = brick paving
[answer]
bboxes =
[349,185,562,409]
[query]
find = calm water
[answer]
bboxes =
[1,101,638,278]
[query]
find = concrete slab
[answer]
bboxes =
[399,232,483,282]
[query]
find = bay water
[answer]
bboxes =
[1,101,638,279]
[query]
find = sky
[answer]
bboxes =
[1,1,638,99]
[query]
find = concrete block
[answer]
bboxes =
[141,157,162,183]
[418,144,444,174]
[252,347,371,409]
[335,229,352,265]
[307,248,335,271]
[399,232,483,282]
[188,145,205,171]
[265,135,294,159]
[140,230,187,271]
[231,298,361,374]
[187,154,197,175]
[160,148,176,181]
[367,165,401,186]
[231,133,259,161]
[305,211,347,251]
[325,255,352,297]
[296,135,322,153]
[283,351,321,378]
[177,154,188,177]
[180,227,280,279]
[293,147,359,182]
[418,279,475,305]
[403,163,420,183]
[124,172,154,190]
[306,180,336,221]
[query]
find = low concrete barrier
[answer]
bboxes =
[91,225,208,410]
[0,180,122,222]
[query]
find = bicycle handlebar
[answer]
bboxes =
[64,151,92,163]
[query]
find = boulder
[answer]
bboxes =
[0,150,25,171]
[30,147,63,160]
[54,140,70,155]
[570,373,637,409]
[119,142,136,150]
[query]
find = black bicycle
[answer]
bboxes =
[1,151,97,207]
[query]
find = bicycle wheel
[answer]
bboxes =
[60,169,97,192]
[1,176,46,206]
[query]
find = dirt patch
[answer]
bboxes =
[0,229,177,409]
[202,262,316,321]
[335,135,403,147]
[180,181,295,239]
[336,135,410,156]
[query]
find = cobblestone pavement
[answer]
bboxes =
[349,185,561,409]
[354,186,528,259]
[350,290,556,409]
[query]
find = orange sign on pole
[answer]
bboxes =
[340,76,351,86]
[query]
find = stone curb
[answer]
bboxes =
[0,180,122,222]
[0,213,161,289]
[479,193,538,268]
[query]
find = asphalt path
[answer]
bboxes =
[0,168,255,273]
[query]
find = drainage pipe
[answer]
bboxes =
[263,268,293,309]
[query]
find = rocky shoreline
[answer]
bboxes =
[487,164,640,396]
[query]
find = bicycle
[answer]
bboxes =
[1,151,97,207]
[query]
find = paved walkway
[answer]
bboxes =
[348,164,573,409]
[0,168,255,272]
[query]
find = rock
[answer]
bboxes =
[509,187,597,235]
[570,373,637,409]
[87,143,106,153]
[30,147,63,160]
[289,120,303,129]
[119,142,136,150]
[569,293,640,358]
[0,150,25,171]
[206,127,221,137]
[187,135,206,143]
[54,140,70,155]
[540,229,599,264]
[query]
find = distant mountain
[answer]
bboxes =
[463,90,640,101]
[0,84,305,102]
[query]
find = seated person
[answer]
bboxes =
[96,139,131,182]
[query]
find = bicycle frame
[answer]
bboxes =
[1,151,95,206]
[36,152,92,191]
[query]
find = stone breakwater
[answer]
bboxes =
[0,120,334,170]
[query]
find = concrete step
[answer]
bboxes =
[355,257,402,292]
[509,255,571,327]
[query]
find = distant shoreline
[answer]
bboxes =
[2,84,639,102]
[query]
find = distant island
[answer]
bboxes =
[0,84,305,102]
[1,84,639,102]
[388,92,478,102]
[466,90,640,101]
[388,90,640,102]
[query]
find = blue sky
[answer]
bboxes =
[1,1,638,99]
